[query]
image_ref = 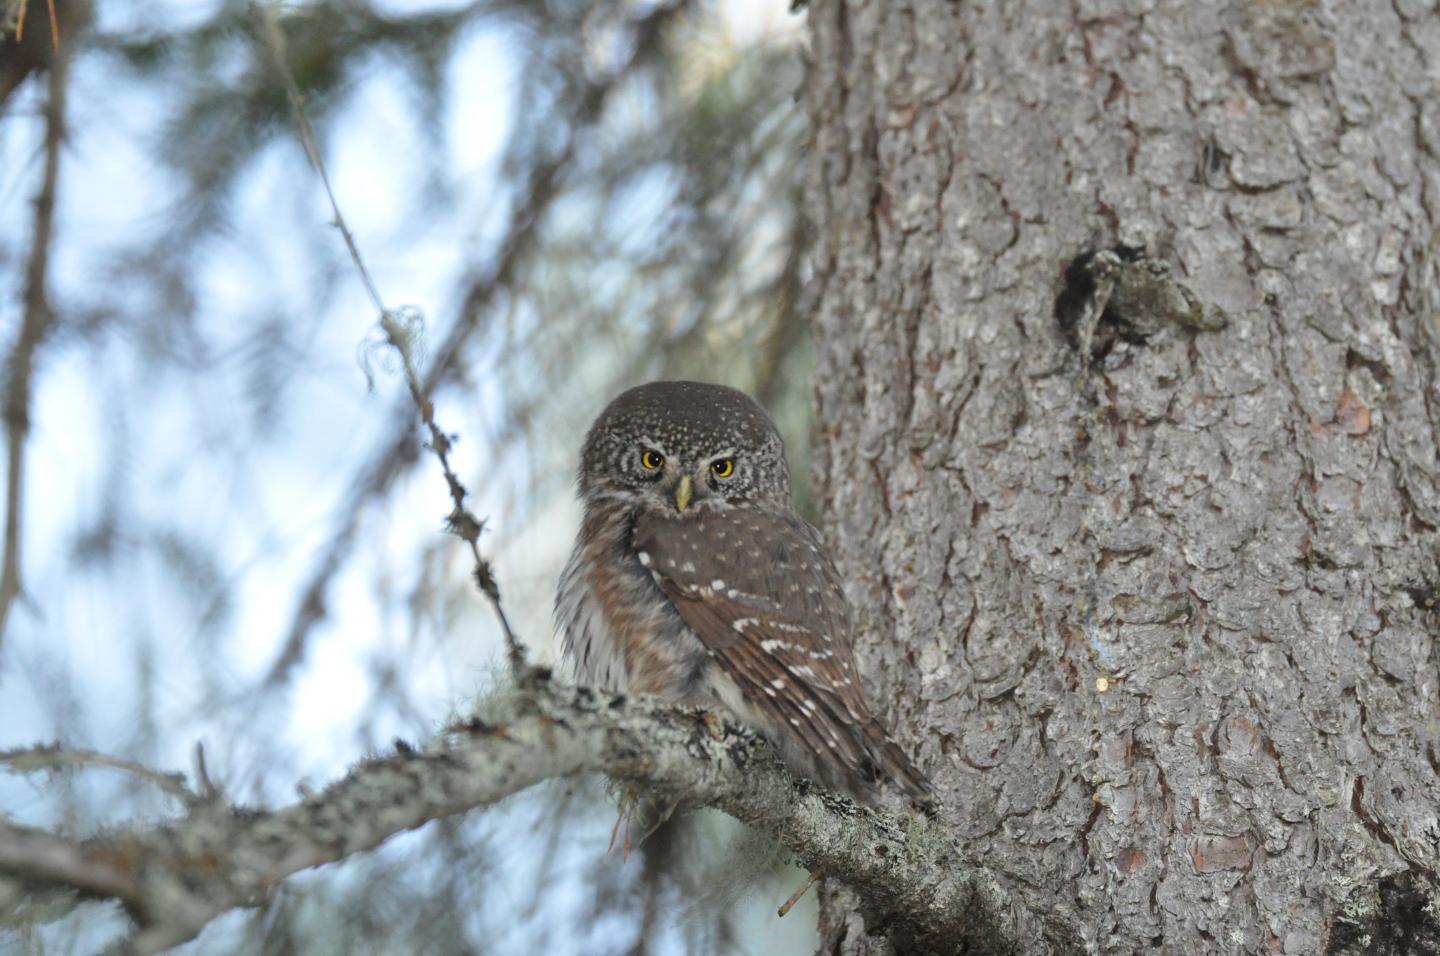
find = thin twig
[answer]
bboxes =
[259,1,686,688]
[254,7,383,316]
[382,310,526,674]
[0,744,196,802]
[254,2,526,674]
[192,741,221,800]
[777,867,821,917]
[0,34,66,646]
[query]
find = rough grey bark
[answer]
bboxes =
[803,0,1440,952]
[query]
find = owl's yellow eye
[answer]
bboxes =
[711,458,734,478]
[641,449,665,470]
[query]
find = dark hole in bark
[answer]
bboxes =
[1053,244,1149,361]
[1328,869,1440,956]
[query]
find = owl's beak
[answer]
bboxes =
[673,474,693,513]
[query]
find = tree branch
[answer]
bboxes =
[0,27,66,646]
[0,676,1076,955]
[0,744,195,803]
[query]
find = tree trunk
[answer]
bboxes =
[803,0,1440,952]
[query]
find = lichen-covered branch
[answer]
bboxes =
[0,676,1074,955]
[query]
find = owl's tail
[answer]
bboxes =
[863,718,936,814]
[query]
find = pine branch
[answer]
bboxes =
[0,676,1076,955]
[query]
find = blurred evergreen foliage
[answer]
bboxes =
[0,0,813,952]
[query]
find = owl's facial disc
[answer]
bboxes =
[578,380,792,510]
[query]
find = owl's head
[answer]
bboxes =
[578,381,791,514]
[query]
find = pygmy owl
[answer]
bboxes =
[556,380,932,808]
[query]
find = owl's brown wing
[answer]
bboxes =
[631,506,932,807]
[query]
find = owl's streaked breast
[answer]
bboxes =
[555,505,712,700]
[555,541,628,691]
